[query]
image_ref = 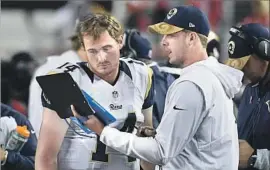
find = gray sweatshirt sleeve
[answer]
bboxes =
[254,149,270,169]
[100,81,206,165]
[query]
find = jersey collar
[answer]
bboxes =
[78,60,132,84]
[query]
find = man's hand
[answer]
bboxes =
[0,147,6,161]
[136,126,157,170]
[71,105,104,135]
[136,126,156,137]
[239,139,254,168]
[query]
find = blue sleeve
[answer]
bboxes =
[151,71,176,128]
[3,113,37,170]
[4,151,35,170]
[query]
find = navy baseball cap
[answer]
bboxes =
[225,23,270,70]
[148,5,210,37]
[121,29,152,59]
[129,32,152,59]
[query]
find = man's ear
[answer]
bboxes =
[190,32,197,42]
[118,35,124,49]
[187,32,197,46]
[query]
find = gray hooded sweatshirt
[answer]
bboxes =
[100,57,244,170]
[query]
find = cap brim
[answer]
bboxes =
[148,22,184,35]
[225,55,250,70]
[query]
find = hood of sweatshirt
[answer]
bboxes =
[181,57,244,98]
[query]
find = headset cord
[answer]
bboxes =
[64,119,95,138]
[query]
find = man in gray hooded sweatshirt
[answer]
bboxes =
[72,6,243,170]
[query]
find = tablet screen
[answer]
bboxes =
[36,73,95,119]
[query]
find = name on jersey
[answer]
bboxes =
[109,104,122,110]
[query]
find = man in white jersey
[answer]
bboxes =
[28,19,87,137]
[35,13,154,170]
[73,6,244,170]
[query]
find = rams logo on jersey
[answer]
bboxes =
[109,104,122,110]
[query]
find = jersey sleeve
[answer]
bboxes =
[142,66,154,109]
[40,62,82,111]
[123,58,155,110]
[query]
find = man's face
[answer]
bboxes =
[83,31,122,77]
[161,31,188,66]
[243,54,269,83]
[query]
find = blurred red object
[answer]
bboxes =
[187,0,222,31]
[127,1,150,13]
[208,0,222,31]
[242,16,269,27]
[187,0,201,8]
[137,15,151,32]
[241,0,269,27]
[156,0,169,9]
[10,99,27,117]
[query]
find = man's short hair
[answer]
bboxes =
[70,35,81,51]
[78,13,124,47]
[182,30,208,48]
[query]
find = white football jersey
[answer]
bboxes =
[41,58,154,170]
[28,50,81,137]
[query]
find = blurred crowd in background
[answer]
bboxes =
[1,0,269,116]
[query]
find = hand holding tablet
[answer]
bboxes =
[36,73,116,133]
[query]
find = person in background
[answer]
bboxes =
[4,52,38,116]
[1,103,37,170]
[1,61,14,105]
[225,23,270,170]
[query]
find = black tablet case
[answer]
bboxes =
[36,73,94,119]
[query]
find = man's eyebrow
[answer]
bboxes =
[87,48,97,51]
[87,44,114,50]
[102,45,113,48]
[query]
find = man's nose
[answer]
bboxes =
[161,35,168,47]
[97,51,106,62]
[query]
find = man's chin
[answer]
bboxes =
[96,69,110,76]
[101,66,116,73]
[168,57,178,65]
[168,57,174,64]
[169,59,184,68]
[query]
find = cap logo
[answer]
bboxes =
[167,8,177,20]
[228,41,235,54]
[189,22,195,28]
